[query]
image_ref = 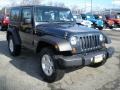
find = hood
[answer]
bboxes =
[36,23,100,38]
[87,18,103,26]
[83,20,93,24]
[76,19,93,25]
[96,20,104,26]
[111,19,120,23]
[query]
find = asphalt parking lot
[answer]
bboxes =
[0,30,120,90]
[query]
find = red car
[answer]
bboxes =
[0,15,10,31]
[106,15,120,28]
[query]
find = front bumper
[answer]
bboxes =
[56,47,114,68]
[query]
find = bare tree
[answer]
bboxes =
[47,1,66,7]
[71,5,85,15]
[20,0,42,5]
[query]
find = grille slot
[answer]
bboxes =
[79,34,101,52]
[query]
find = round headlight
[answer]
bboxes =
[100,34,104,41]
[70,36,77,45]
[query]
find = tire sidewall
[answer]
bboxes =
[39,48,59,82]
[8,35,15,55]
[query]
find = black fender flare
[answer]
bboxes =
[7,28,21,45]
[105,36,111,44]
[37,35,72,52]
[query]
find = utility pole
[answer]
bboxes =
[91,0,93,14]
[85,0,86,13]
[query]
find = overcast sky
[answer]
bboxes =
[0,0,120,9]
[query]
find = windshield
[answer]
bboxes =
[74,15,82,19]
[110,15,115,19]
[35,7,74,22]
[86,15,95,19]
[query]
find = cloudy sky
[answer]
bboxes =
[0,0,120,9]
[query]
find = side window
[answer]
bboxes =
[10,9,20,21]
[35,9,42,22]
[22,8,32,21]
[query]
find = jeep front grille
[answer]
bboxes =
[79,35,101,52]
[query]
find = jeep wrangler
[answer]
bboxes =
[7,5,114,83]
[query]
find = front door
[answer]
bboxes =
[20,7,34,50]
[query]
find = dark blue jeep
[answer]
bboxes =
[7,5,114,83]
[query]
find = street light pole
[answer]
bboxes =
[85,0,86,13]
[91,0,93,14]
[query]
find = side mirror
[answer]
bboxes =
[24,18,31,24]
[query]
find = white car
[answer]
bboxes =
[74,15,93,28]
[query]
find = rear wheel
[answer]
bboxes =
[39,47,65,83]
[8,35,21,56]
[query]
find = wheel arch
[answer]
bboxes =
[7,28,21,45]
[36,36,72,54]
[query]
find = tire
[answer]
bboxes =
[2,26,8,31]
[92,24,96,29]
[0,25,2,31]
[103,23,107,29]
[90,59,107,68]
[8,35,21,56]
[109,26,113,29]
[114,24,118,28]
[39,47,65,83]
[98,27,103,30]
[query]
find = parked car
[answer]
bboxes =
[94,15,114,29]
[73,14,93,28]
[106,14,120,28]
[0,14,9,31]
[7,5,114,83]
[81,14,104,30]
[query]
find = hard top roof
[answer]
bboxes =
[11,5,70,10]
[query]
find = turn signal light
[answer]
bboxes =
[72,48,77,54]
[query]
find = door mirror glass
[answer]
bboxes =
[22,8,32,24]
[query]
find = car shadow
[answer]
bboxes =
[0,40,44,81]
[0,40,83,82]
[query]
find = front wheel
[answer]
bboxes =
[39,48,65,83]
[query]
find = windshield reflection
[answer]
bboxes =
[35,7,74,23]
